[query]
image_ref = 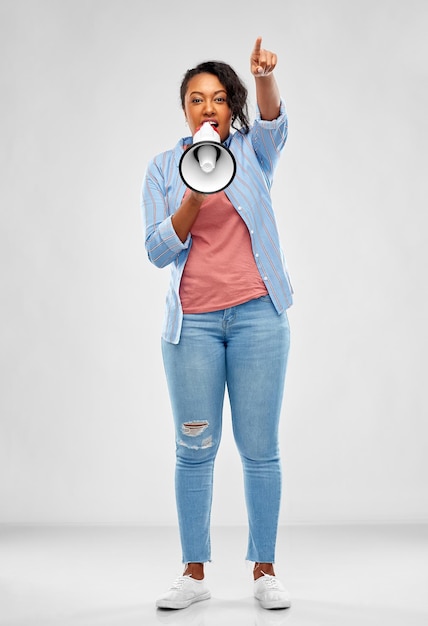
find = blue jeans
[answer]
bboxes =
[161,295,290,564]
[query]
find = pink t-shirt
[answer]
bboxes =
[179,191,268,314]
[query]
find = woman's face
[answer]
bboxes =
[183,72,232,143]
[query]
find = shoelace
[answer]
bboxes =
[261,574,280,589]
[170,575,191,590]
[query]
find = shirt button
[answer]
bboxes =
[250,230,254,234]
[255,253,259,258]
[263,276,268,281]
[237,206,242,211]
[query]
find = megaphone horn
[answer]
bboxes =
[179,122,236,194]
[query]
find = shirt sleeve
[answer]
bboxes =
[141,156,191,268]
[251,99,288,187]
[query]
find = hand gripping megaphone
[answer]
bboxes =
[179,122,236,194]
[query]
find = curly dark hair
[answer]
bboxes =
[180,61,250,135]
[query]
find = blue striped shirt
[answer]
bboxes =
[141,100,293,344]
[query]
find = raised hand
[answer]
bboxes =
[250,37,277,77]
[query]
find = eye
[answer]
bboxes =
[191,97,203,104]
[215,96,227,103]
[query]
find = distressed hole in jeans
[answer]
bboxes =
[181,421,209,437]
[178,435,213,450]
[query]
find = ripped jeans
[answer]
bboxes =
[161,295,290,564]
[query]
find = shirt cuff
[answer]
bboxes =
[254,98,287,128]
[158,215,191,252]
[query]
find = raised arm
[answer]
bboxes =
[250,37,281,121]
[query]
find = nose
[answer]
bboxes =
[202,99,215,116]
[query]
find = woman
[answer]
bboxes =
[141,37,293,610]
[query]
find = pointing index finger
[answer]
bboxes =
[252,36,262,56]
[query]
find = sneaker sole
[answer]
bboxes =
[156,591,211,610]
[257,597,291,610]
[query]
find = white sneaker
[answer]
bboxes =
[254,573,291,609]
[156,574,211,610]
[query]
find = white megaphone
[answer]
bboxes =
[179,122,236,194]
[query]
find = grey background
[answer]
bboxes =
[1,0,427,525]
